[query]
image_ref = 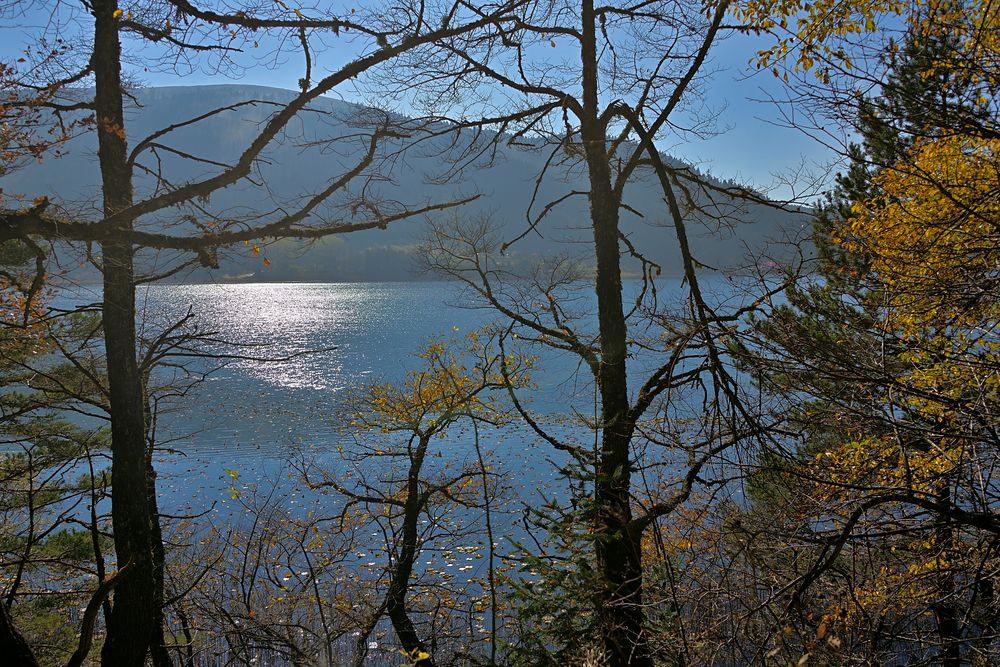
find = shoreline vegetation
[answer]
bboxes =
[1,0,997,664]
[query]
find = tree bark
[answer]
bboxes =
[149,458,173,667]
[0,602,39,667]
[386,434,435,666]
[932,483,960,667]
[92,1,160,664]
[579,0,649,662]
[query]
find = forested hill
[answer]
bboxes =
[2,84,809,282]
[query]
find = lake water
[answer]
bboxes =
[52,281,615,523]
[40,277,757,660]
[50,277,752,536]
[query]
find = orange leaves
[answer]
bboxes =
[244,242,271,268]
[0,277,54,363]
[97,115,126,141]
[1,68,76,176]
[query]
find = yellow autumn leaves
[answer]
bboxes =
[732,0,906,77]
[733,0,998,86]
[814,436,963,498]
[810,132,997,555]
[774,0,1000,629]
[837,135,1000,417]
[845,137,1000,331]
[244,240,272,268]
[351,329,534,435]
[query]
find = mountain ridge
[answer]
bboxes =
[1,84,810,282]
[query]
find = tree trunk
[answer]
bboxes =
[0,602,39,667]
[149,459,173,667]
[92,1,159,664]
[932,483,960,667]
[386,435,435,666]
[579,1,648,662]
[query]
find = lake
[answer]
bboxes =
[50,276,752,534]
[52,280,616,522]
[39,277,753,660]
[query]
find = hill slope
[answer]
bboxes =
[1,84,809,281]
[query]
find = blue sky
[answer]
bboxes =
[1,3,841,202]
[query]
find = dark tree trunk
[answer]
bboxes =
[386,435,435,666]
[972,574,997,667]
[149,459,173,667]
[92,1,160,664]
[579,1,648,662]
[0,602,39,667]
[932,484,960,667]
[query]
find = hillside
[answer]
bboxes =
[1,84,809,282]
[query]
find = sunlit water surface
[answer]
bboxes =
[54,281,607,522]
[52,275,755,550]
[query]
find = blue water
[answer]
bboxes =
[40,277,757,656]
[50,277,753,529]
[51,281,606,520]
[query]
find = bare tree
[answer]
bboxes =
[0,0,534,663]
[306,329,530,665]
[387,0,802,652]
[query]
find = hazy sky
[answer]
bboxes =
[1,2,841,202]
